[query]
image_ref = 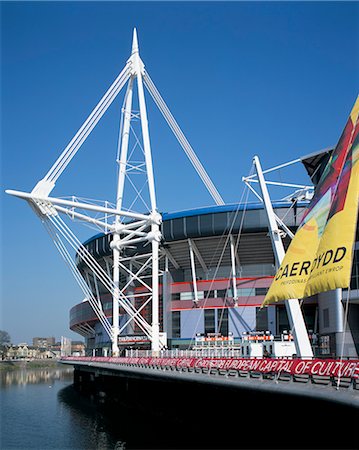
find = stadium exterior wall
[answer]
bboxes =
[69,202,359,358]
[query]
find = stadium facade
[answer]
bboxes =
[69,151,359,358]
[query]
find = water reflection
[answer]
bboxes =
[58,384,127,450]
[1,365,127,449]
[0,365,73,387]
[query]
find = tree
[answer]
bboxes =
[0,331,11,358]
[0,330,11,346]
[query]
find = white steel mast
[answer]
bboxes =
[7,29,224,357]
[112,29,161,355]
[253,156,313,358]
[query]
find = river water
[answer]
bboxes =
[2,364,357,449]
[0,365,126,450]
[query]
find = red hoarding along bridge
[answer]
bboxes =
[63,356,359,382]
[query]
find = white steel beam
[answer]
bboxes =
[242,181,295,240]
[131,31,157,212]
[5,190,151,222]
[229,235,238,305]
[53,204,115,232]
[188,239,199,304]
[116,77,134,211]
[253,155,313,358]
[162,247,180,270]
[188,238,208,274]
[151,223,161,353]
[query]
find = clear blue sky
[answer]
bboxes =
[1,1,358,344]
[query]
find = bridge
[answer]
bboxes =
[62,356,359,403]
[62,356,358,449]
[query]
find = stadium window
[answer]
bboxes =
[204,309,215,334]
[180,292,193,300]
[206,290,215,298]
[256,307,268,331]
[172,311,181,338]
[180,291,204,300]
[217,309,229,336]
[238,288,254,297]
[323,308,330,328]
[255,287,268,296]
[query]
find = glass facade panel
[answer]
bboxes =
[238,288,254,297]
[172,311,181,338]
[180,291,204,300]
[256,307,268,331]
[204,309,215,334]
[255,287,268,296]
[217,308,228,336]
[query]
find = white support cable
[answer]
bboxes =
[247,179,311,190]
[75,241,151,335]
[42,65,131,185]
[119,258,153,293]
[245,158,302,180]
[188,181,252,348]
[143,72,225,206]
[46,226,113,338]
[92,271,102,308]
[53,204,115,232]
[244,181,295,239]
[118,296,152,334]
[125,174,151,213]
[43,218,113,338]
[118,265,153,334]
[48,214,152,336]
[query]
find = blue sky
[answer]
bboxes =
[1,1,358,344]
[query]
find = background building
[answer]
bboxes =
[32,337,56,348]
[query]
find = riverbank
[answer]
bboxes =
[0,359,61,371]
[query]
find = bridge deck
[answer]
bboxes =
[62,356,359,408]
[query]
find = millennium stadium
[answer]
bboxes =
[68,146,359,358]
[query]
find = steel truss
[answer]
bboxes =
[6,29,224,355]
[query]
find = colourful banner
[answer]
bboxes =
[263,97,359,305]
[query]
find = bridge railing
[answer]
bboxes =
[62,356,359,389]
[124,348,243,358]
